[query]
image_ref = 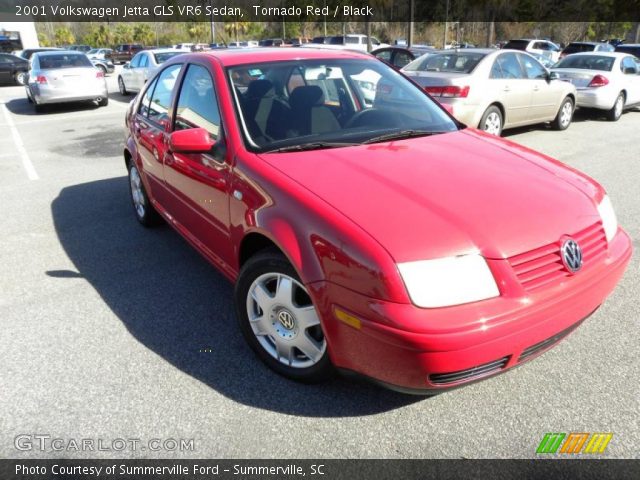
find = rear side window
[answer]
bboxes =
[147,64,183,124]
[174,64,221,139]
[491,53,524,79]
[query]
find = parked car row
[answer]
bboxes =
[120,47,631,393]
[400,48,640,135]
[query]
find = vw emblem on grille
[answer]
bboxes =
[277,310,295,330]
[561,238,583,273]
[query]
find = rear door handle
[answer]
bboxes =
[503,86,510,92]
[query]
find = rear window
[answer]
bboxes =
[555,55,615,71]
[503,40,529,50]
[563,43,595,55]
[153,52,181,64]
[39,54,93,69]
[411,52,486,73]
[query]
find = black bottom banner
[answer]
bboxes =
[1,459,639,480]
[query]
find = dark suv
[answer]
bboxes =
[112,44,144,64]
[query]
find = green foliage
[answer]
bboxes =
[133,23,155,45]
[83,24,112,47]
[54,27,75,46]
[37,32,51,47]
[112,24,134,45]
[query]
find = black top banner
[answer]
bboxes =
[2,459,640,480]
[1,0,640,22]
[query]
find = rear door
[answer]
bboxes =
[620,56,640,105]
[519,53,559,120]
[132,63,183,204]
[163,62,234,267]
[0,55,12,82]
[490,52,532,126]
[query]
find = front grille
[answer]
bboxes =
[507,222,607,292]
[429,356,510,385]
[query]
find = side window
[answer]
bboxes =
[519,54,547,79]
[394,51,413,68]
[174,64,221,139]
[138,77,158,118]
[130,53,141,68]
[490,58,504,79]
[148,64,182,124]
[0,55,10,64]
[494,53,524,79]
[139,54,148,68]
[375,50,392,62]
[621,56,638,74]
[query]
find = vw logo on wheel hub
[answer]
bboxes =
[561,238,583,273]
[277,310,296,330]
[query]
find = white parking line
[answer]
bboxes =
[1,104,39,180]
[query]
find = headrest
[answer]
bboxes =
[246,79,274,99]
[289,86,324,110]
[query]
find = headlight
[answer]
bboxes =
[397,254,500,308]
[597,195,617,242]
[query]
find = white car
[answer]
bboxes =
[503,39,562,63]
[173,43,194,51]
[118,49,182,95]
[87,48,113,61]
[552,52,640,121]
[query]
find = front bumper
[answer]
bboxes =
[310,228,632,392]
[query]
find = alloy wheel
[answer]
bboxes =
[484,112,501,135]
[129,166,146,219]
[246,272,326,368]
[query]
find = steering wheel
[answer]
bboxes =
[344,108,386,129]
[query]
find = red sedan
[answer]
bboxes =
[123,48,631,393]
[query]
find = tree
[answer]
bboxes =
[133,23,155,45]
[37,32,51,47]
[83,24,112,47]
[224,21,249,43]
[112,24,134,45]
[54,27,75,46]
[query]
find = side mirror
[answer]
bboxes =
[123,62,130,69]
[548,71,560,81]
[623,67,636,75]
[169,128,215,154]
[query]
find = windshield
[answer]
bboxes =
[87,49,99,55]
[503,40,529,50]
[406,51,486,73]
[228,58,458,152]
[38,53,93,69]
[555,55,615,71]
[153,51,181,64]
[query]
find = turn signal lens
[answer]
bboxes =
[588,75,609,87]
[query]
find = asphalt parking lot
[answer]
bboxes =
[1,68,638,459]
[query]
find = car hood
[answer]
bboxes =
[259,129,602,262]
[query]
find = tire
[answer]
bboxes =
[552,96,574,130]
[97,96,108,107]
[479,105,503,136]
[127,162,162,227]
[14,71,27,85]
[118,76,128,95]
[607,92,624,121]
[97,64,107,75]
[235,250,333,383]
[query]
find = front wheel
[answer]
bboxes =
[118,76,128,95]
[235,250,333,383]
[479,105,503,136]
[552,97,574,130]
[607,93,624,121]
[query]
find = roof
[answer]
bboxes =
[561,51,630,58]
[192,47,372,67]
[32,50,87,56]
[566,41,608,45]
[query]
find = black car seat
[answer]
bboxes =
[288,85,340,136]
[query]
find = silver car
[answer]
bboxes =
[118,49,182,95]
[551,52,640,121]
[26,51,108,112]
[402,49,577,136]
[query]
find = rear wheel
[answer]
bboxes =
[118,76,128,95]
[479,105,503,136]
[552,97,574,130]
[607,92,624,121]
[97,64,107,75]
[127,162,162,227]
[235,250,333,383]
[14,71,27,85]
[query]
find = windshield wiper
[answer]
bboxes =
[264,142,359,153]
[362,130,443,145]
